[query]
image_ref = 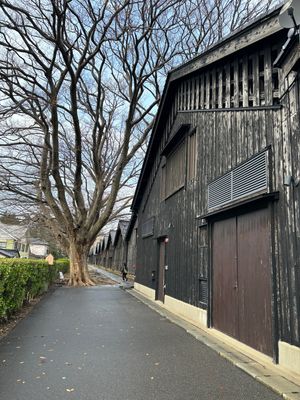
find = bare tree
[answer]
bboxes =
[176,0,278,58]
[0,0,277,285]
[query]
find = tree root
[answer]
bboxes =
[68,277,96,287]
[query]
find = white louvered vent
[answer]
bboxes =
[208,172,231,209]
[208,150,269,210]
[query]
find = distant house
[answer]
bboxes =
[0,223,49,259]
[26,239,49,259]
[0,223,25,257]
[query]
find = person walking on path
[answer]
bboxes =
[121,262,128,281]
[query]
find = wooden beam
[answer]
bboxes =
[170,13,282,82]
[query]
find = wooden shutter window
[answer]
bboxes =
[165,140,186,198]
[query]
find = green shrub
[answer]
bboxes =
[0,259,61,320]
[54,258,70,274]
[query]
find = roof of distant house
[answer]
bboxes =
[0,223,27,241]
[0,248,20,258]
[28,238,49,246]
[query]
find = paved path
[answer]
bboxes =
[0,286,282,400]
[89,265,134,288]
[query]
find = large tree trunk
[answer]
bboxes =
[68,242,95,286]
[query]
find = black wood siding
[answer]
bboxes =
[135,33,300,349]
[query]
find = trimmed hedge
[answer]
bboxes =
[0,258,69,320]
[55,258,70,274]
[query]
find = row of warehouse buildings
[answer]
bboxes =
[90,2,300,376]
[89,219,137,274]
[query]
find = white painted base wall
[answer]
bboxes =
[134,283,207,328]
[279,341,300,375]
[134,282,155,301]
[164,295,207,328]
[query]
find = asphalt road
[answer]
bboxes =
[0,286,282,400]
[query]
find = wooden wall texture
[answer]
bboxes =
[135,28,300,349]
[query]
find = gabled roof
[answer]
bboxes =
[109,230,116,244]
[105,230,116,250]
[119,220,129,237]
[131,3,285,213]
[28,238,49,246]
[102,236,109,251]
[0,223,27,241]
[113,220,130,246]
[125,213,137,241]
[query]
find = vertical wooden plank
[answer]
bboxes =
[264,47,272,106]
[178,82,182,110]
[218,69,223,109]
[243,54,249,107]
[190,79,193,110]
[233,60,239,108]
[226,64,231,108]
[173,89,177,117]
[183,80,187,110]
[200,75,204,109]
[195,76,200,109]
[206,72,210,109]
[191,78,195,110]
[181,81,184,110]
[187,79,191,110]
[253,53,260,106]
[237,209,273,356]
[211,69,216,109]
[212,218,239,339]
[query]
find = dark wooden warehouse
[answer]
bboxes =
[112,220,129,271]
[131,3,300,373]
